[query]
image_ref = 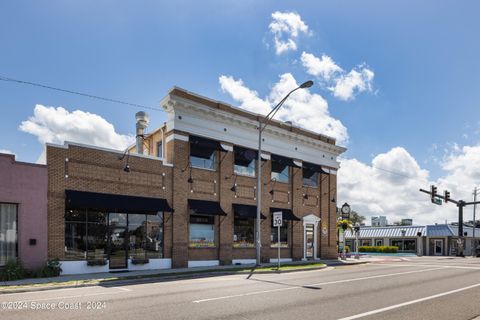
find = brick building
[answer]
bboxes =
[46,87,345,274]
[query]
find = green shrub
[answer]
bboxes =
[41,259,62,277]
[358,246,398,253]
[0,260,25,281]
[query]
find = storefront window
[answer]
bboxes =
[391,239,416,251]
[128,214,147,260]
[86,211,107,260]
[233,217,255,248]
[0,203,17,266]
[65,209,87,260]
[65,210,163,260]
[146,213,163,258]
[271,220,288,248]
[361,239,372,246]
[189,215,215,247]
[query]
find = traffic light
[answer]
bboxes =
[431,185,437,201]
[444,190,450,203]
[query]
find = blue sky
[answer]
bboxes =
[1,1,480,224]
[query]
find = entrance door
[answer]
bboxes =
[108,213,128,269]
[305,224,314,259]
[434,239,443,256]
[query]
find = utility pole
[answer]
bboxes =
[473,187,478,257]
[420,186,480,257]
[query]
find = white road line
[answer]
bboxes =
[375,263,480,270]
[112,287,132,292]
[192,267,445,303]
[337,282,480,320]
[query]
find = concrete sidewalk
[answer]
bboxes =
[0,258,368,293]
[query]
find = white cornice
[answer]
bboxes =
[162,94,346,168]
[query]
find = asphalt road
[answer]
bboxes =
[1,257,480,320]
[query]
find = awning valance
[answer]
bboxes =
[270,208,301,221]
[303,162,328,174]
[233,203,266,219]
[65,190,173,214]
[190,135,228,152]
[271,154,301,169]
[233,146,258,166]
[188,199,227,216]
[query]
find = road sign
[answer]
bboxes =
[431,198,442,205]
[273,211,283,227]
[273,211,283,269]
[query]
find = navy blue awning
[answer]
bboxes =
[271,154,301,169]
[270,208,301,221]
[188,199,227,216]
[303,162,328,174]
[65,190,173,214]
[233,204,266,219]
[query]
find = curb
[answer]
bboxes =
[0,261,368,294]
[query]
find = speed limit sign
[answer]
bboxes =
[273,211,283,227]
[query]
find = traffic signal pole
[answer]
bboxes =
[420,187,480,256]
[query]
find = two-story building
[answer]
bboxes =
[46,87,346,274]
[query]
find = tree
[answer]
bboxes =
[349,211,366,225]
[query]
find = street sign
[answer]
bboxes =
[273,211,283,227]
[273,211,283,269]
[431,198,442,205]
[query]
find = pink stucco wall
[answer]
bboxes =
[0,153,48,270]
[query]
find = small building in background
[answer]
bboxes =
[371,216,388,227]
[401,219,413,226]
[345,224,480,256]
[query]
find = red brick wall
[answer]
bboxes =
[47,136,339,267]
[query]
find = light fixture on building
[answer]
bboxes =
[118,149,131,173]
[303,194,309,200]
[187,176,193,183]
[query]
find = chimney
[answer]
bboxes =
[135,111,149,154]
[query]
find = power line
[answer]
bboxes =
[0,75,164,112]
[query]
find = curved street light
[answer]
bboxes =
[255,80,314,265]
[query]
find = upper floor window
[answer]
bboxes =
[271,154,298,183]
[303,162,326,187]
[157,141,163,158]
[302,167,319,187]
[190,135,221,170]
[234,146,257,177]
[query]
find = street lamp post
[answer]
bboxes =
[354,223,360,259]
[255,80,314,266]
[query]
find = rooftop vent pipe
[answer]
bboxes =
[135,111,149,154]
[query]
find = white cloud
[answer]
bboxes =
[19,104,135,163]
[338,145,480,226]
[332,65,374,101]
[300,52,343,81]
[219,73,348,144]
[301,52,375,101]
[269,11,310,55]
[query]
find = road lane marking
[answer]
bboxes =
[337,282,480,320]
[373,263,480,270]
[192,267,445,303]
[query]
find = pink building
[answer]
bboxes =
[0,153,48,270]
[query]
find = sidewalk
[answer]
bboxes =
[0,258,368,294]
